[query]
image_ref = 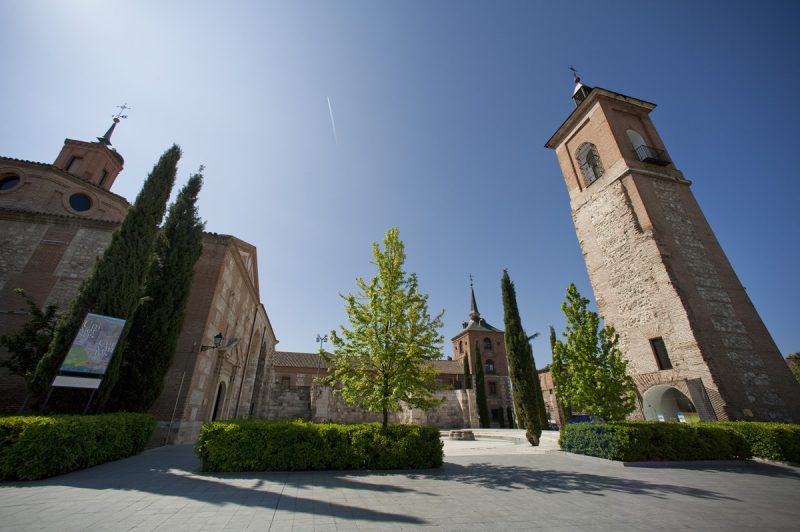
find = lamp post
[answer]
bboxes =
[315,334,328,380]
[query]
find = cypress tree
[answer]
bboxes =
[28,146,181,411]
[107,172,205,412]
[462,353,471,389]
[550,324,570,426]
[473,341,490,428]
[500,269,542,446]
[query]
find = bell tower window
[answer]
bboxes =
[576,143,603,185]
[67,156,83,174]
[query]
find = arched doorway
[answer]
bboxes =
[212,381,227,421]
[643,385,697,422]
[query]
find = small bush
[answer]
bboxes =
[711,421,800,463]
[0,413,156,480]
[560,421,751,461]
[195,420,444,472]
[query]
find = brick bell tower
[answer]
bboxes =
[545,75,800,423]
[451,281,514,427]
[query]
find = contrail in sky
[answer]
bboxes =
[327,96,338,144]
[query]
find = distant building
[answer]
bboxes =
[449,284,515,426]
[545,78,800,422]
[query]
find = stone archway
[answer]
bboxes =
[642,384,698,422]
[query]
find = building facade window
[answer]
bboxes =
[576,142,604,185]
[483,337,492,349]
[485,359,495,374]
[650,337,673,370]
[67,156,83,174]
[488,381,497,395]
[0,175,21,191]
[626,129,646,151]
[458,341,463,353]
[69,193,92,212]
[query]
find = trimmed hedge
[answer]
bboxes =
[712,421,800,463]
[559,421,751,461]
[0,413,156,480]
[194,420,444,472]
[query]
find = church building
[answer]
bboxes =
[0,121,277,443]
[449,284,515,426]
[545,77,800,422]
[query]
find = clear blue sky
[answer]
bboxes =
[2,1,798,364]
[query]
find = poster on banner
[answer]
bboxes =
[60,313,126,375]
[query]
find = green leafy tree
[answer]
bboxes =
[323,227,444,430]
[787,353,800,385]
[29,146,181,411]
[473,342,490,428]
[0,289,58,391]
[550,324,570,426]
[500,270,543,445]
[551,283,637,421]
[462,353,471,389]
[107,171,205,412]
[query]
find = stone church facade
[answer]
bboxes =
[545,79,800,422]
[0,128,277,443]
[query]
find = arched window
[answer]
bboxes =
[576,142,603,185]
[485,359,495,374]
[483,338,492,350]
[626,129,646,150]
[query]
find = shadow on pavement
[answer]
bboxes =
[407,462,742,500]
[1,445,428,525]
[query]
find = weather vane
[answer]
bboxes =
[569,65,580,83]
[113,103,131,121]
[97,103,131,146]
[469,273,474,287]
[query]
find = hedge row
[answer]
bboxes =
[560,421,800,462]
[560,422,750,461]
[0,413,156,480]
[711,421,800,463]
[195,420,444,472]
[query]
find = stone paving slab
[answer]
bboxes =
[2,434,800,531]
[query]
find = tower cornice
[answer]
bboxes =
[545,87,656,150]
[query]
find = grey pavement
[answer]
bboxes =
[2,429,800,531]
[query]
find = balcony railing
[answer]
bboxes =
[634,144,670,166]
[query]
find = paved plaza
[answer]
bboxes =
[2,430,799,531]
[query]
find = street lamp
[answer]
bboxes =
[316,334,328,380]
[200,333,224,351]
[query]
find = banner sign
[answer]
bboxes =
[60,313,126,375]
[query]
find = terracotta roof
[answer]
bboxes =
[274,351,328,369]
[431,359,462,375]
[274,351,464,375]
